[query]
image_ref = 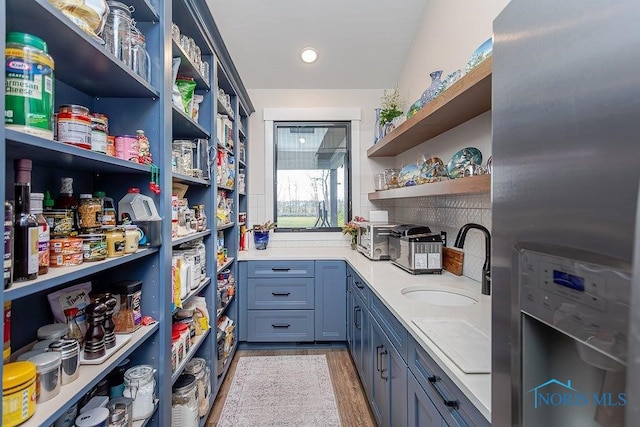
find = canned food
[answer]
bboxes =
[106,135,116,156]
[2,361,37,426]
[49,237,83,254]
[43,209,74,238]
[79,234,107,262]
[115,135,139,163]
[56,104,91,149]
[90,116,107,154]
[50,252,83,267]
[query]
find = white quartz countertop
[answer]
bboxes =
[239,246,491,421]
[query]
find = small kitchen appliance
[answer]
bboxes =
[389,224,443,274]
[355,221,396,260]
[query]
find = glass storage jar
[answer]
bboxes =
[123,365,156,421]
[172,140,195,176]
[171,374,199,427]
[103,1,134,67]
[78,194,102,233]
[184,358,210,417]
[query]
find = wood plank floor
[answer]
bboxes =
[205,348,376,426]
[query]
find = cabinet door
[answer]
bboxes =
[314,261,346,340]
[371,316,408,427]
[247,277,314,309]
[346,281,353,348]
[408,372,446,427]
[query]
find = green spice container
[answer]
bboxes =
[5,32,55,139]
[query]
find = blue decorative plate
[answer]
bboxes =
[465,38,493,73]
[398,164,421,187]
[446,147,482,179]
[438,69,462,95]
[420,157,448,182]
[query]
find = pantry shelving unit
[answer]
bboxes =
[1,1,253,426]
[366,57,492,200]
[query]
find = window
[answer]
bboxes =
[274,121,351,231]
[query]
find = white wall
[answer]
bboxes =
[246,89,393,247]
[243,0,510,281]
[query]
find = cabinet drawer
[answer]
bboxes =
[408,337,489,427]
[247,278,314,309]
[247,261,315,277]
[351,273,369,306]
[370,294,408,362]
[246,310,315,342]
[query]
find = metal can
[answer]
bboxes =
[90,116,107,154]
[106,135,116,156]
[56,104,91,149]
[50,252,83,267]
[78,233,107,262]
[2,361,37,426]
[43,209,74,238]
[115,135,139,162]
[5,32,55,139]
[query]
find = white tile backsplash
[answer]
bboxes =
[389,193,491,283]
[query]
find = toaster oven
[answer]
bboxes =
[355,222,396,260]
[389,224,443,274]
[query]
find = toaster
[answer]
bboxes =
[389,224,443,274]
[355,221,396,260]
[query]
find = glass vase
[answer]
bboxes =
[420,70,443,107]
[253,231,269,250]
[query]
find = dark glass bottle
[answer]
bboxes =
[13,159,38,282]
[4,202,13,288]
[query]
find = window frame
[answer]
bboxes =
[272,120,352,232]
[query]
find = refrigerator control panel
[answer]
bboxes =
[519,247,630,362]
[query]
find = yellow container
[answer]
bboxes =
[3,361,37,426]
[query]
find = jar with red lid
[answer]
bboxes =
[56,105,91,149]
[171,330,180,372]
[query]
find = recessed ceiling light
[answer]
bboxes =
[299,137,306,144]
[301,48,317,64]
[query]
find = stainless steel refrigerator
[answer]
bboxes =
[492,1,640,426]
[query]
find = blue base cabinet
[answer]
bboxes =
[239,260,346,342]
[408,372,447,427]
[347,271,371,394]
[315,261,347,340]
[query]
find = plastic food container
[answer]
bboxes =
[2,361,37,426]
[37,323,68,340]
[74,407,110,427]
[79,234,107,262]
[50,237,83,254]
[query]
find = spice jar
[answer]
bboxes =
[79,194,103,232]
[105,227,125,257]
[172,322,190,355]
[171,374,199,427]
[2,361,37,426]
[123,365,156,421]
[184,358,211,417]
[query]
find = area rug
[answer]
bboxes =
[217,355,341,426]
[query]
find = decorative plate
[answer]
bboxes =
[438,69,462,95]
[446,147,482,179]
[465,38,493,73]
[406,98,423,119]
[419,157,448,183]
[397,164,421,187]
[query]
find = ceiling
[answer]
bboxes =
[206,0,426,90]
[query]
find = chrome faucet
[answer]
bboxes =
[454,223,491,295]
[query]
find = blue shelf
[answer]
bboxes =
[217,98,235,120]
[216,257,235,274]
[172,328,211,384]
[5,248,159,301]
[6,0,159,98]
[217,222,235,231]
[173,105,211,139]
[173,277,212,315]
[6,130,154,175]
[129,0,160,22]
[217,184,234,191]
[172,172,211,186]
[172,40,210,90]
[172,229,212,247]
[21,324,159,427]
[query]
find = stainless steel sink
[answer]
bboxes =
[401,286,478,306]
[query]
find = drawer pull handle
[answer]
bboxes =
[355,281,365,289]
[272,324,290,328]
[354,306,361,329]
[376,345,383,372]
[380,349,388,381]
[428,375,438,383]
[271,267,291,271]
[444,399,459,409]
[271,292,291,296]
